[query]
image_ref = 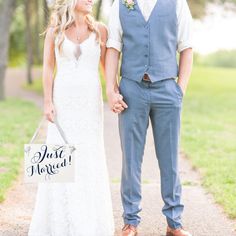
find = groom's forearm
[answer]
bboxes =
[105,48,120,94]
[177,48,193,95]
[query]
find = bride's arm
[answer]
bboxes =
[98,22,108,82]
[42,27,56,123]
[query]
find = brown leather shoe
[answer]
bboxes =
[166,225,192,236]
[121,224,138,236]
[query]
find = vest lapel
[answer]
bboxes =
[134,0,159,26]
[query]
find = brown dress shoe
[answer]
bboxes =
[166,225,192,236]
[121,224,138,236]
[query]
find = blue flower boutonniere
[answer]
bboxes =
[122,0,136,10]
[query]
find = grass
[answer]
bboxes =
[181,66,236,218]
[23,77,43,95]
[0,98,41,202]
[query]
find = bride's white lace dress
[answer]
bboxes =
[28,31,115,236]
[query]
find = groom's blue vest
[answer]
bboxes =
[119,0,178,82]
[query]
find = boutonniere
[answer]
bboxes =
[122,0,136,10]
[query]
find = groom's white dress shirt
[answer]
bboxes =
[106,0,193,53]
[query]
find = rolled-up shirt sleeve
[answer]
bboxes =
[177,0,193,53]
[106,0,123,52]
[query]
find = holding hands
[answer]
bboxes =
[104,48,128,114]
[107,89,128,114]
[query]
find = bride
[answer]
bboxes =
[28,0,115,235]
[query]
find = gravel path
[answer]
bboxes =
[0,68,236,236]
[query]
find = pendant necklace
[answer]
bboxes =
[74,26,82,60]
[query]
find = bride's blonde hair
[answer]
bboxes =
[43,0,102,54]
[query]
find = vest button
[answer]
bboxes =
[145,55,148,57]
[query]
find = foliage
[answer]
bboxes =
[9,4,26,66]
[9,0,47,66]
[194,50,236,68]
[188,0,236,18]
[188,0,208,18]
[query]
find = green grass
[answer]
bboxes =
[8,53,26,68]
[23,77,44,95]
[0,98,41,202]
[181,66,236,218]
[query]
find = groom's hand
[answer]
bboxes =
[107,90,128,113]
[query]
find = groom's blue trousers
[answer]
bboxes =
[118,77,184,229]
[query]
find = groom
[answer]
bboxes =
[105,0,193,235]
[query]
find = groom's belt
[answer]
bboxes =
[142,73,151,81]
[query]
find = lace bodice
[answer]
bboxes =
[54,32,101,75]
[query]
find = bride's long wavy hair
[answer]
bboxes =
[43,0,102,54]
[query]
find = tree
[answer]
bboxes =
[25,0,33,84]
[188,0,207,18]
[188,0,236,19]
[43,0,49,28]
[34,0,41,65]
[0,0,17,100]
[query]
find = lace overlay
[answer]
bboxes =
[28,32,115,236]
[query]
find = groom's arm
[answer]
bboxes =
[105,48,120,95]
[178,49,193,95]
[105,48,128,113]
[176,0,194,95]
[105,0,128,113]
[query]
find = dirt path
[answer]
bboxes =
[1,68,236,236]
[4,68,43,108]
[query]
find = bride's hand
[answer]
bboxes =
[44,101,56,123]
[107,90,128,113]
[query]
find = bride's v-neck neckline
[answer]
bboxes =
[134,0,159,25]
[64,32,93,46]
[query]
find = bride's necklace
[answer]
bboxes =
[74,26,82,60]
